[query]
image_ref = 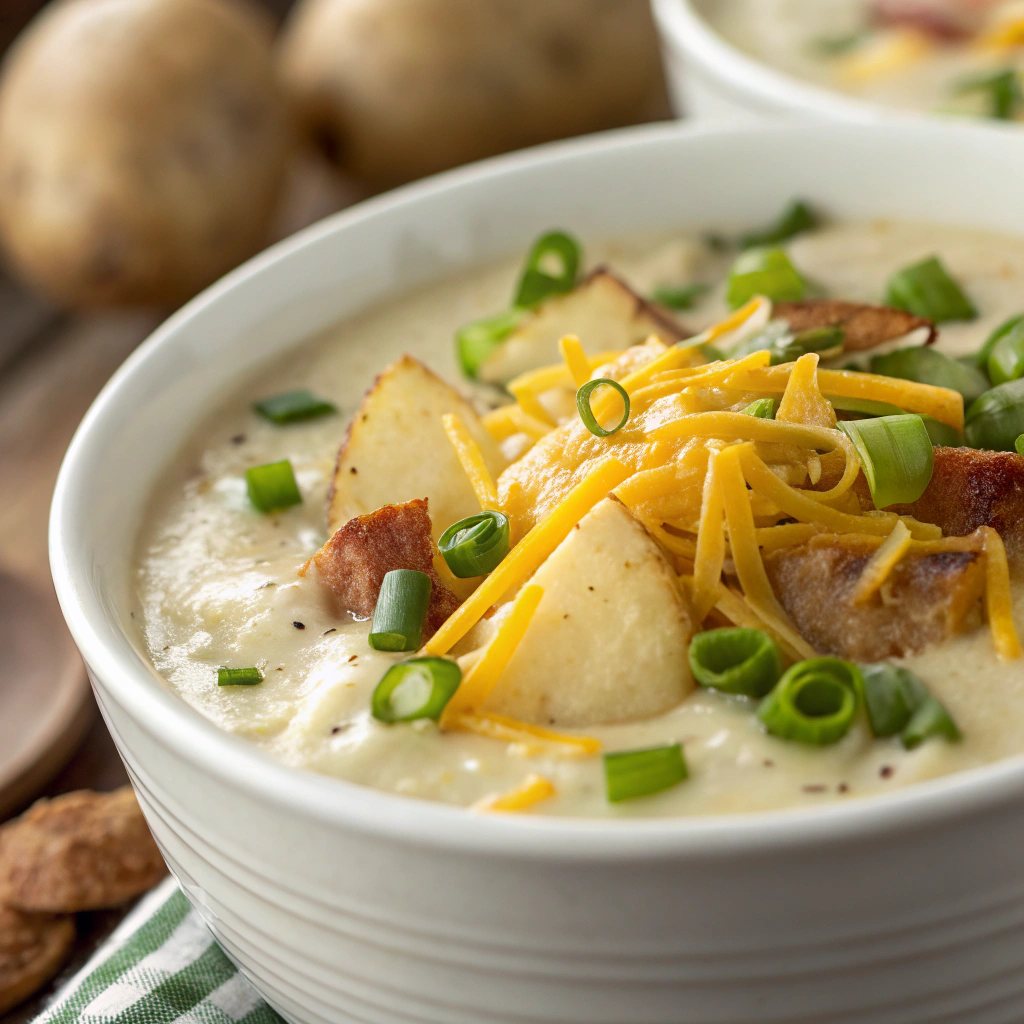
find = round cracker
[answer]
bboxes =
[0,787,166,913]
[0,905,74,1014]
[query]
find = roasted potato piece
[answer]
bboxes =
[481,499,694,728]
[278,0,666,189]
[891,446,1024,565]
[478,269,686,385]
[305,498,460,639]
[773,299,937,350]
[328,355,505,539]
[0,0,290,307]
[765,533,986,661]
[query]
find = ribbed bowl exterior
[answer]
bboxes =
[53,121,1024,1024]
[95,675,1024,1024]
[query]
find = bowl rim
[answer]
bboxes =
[653,0,913,121]
[50,118,1024,860]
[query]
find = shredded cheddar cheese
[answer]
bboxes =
[482,404,553,442]
[852,520,913,605]
[442,584,544,718]
[981,527,1023,660]
[442,413,499,510]
[426,458,631,656]
[776,353,837,429]
[559,334,593,388]
[714,585,810,664]
[473,773,556,813]
[451,712,600,758]
[691,448,727,622]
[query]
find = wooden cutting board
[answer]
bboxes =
[0,569,93,818]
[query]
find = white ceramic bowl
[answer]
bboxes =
[51,120,1024,1024]
[652,0,887,121]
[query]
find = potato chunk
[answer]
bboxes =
[481,499,694,728]
[764,533,986,661]
[328,355,504,538]
[478,269,686,385]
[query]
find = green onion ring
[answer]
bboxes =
[371,657,462,723]
[438,511,510,578]
[688,628,783,698]
[965,379,1024,451]
[513,231,581,309]
[1016,434,1024,456]
[901,697,961,750]
[838,414,934,509]
[740,398,776,419]
[576,378,630,437]
[884,255,976,324]
[758,658,862,746]
[245,460,303,513]
[858,663,926,738]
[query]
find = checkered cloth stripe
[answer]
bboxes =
[35,879,282,1024]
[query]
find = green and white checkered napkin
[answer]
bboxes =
[35,879,282,1024]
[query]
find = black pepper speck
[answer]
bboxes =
[293,621,305,630]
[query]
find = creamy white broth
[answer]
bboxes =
[135,220,1024,818]
[705,0,1024,117]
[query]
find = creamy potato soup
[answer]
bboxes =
[706,0,1024,120]
[135,213,1024,818]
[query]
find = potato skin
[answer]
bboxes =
[278,0,665,188]
[0,0,291,307]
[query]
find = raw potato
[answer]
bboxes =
[479,270,686,386]
[482,498,695,728]
[328,354,505,539]
[0,0,290,308]
[278,0,666,188]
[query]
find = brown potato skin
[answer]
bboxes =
[0,0,291,308]
[278,0,666,188]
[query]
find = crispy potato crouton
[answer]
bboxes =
[308,498,460,638]
[774,299,936,350]
[765,533,985,661]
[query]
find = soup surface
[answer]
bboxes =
[706,0,1024,120]
[135,218,1024,818]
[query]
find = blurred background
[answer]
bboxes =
[0,1,669,1016]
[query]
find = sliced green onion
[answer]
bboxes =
[838,414,934,509]
[455,308,525,380]
[870,346,989,403]
[758,658,861,746]
[218,667,263,686]
[651,282,709,310]
[604,744,687,803]
[701,343,727,362]
[884,256,976,324]
[732,319,792,358]
[773,325,845,365]
[976,313,1024,371]
[688,627,783,698]
[827,395,907,417]
[253,389,337,425]
[741,398,776,419]
[858,663,927,737]
[727,247,807,309]
[902,697,960,750]
[965,379,1024,451]
[368,569,431,652]
[738,200,818,249]
[576,378,630,437]
[513,231,581,309]
[371,657,462,723]
[245,460,302,513]
[1017,434,1024,456]
[438,511,510,578]
[953,68,1022,121]
[920,414,965,447]
[988,318,1024,385]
